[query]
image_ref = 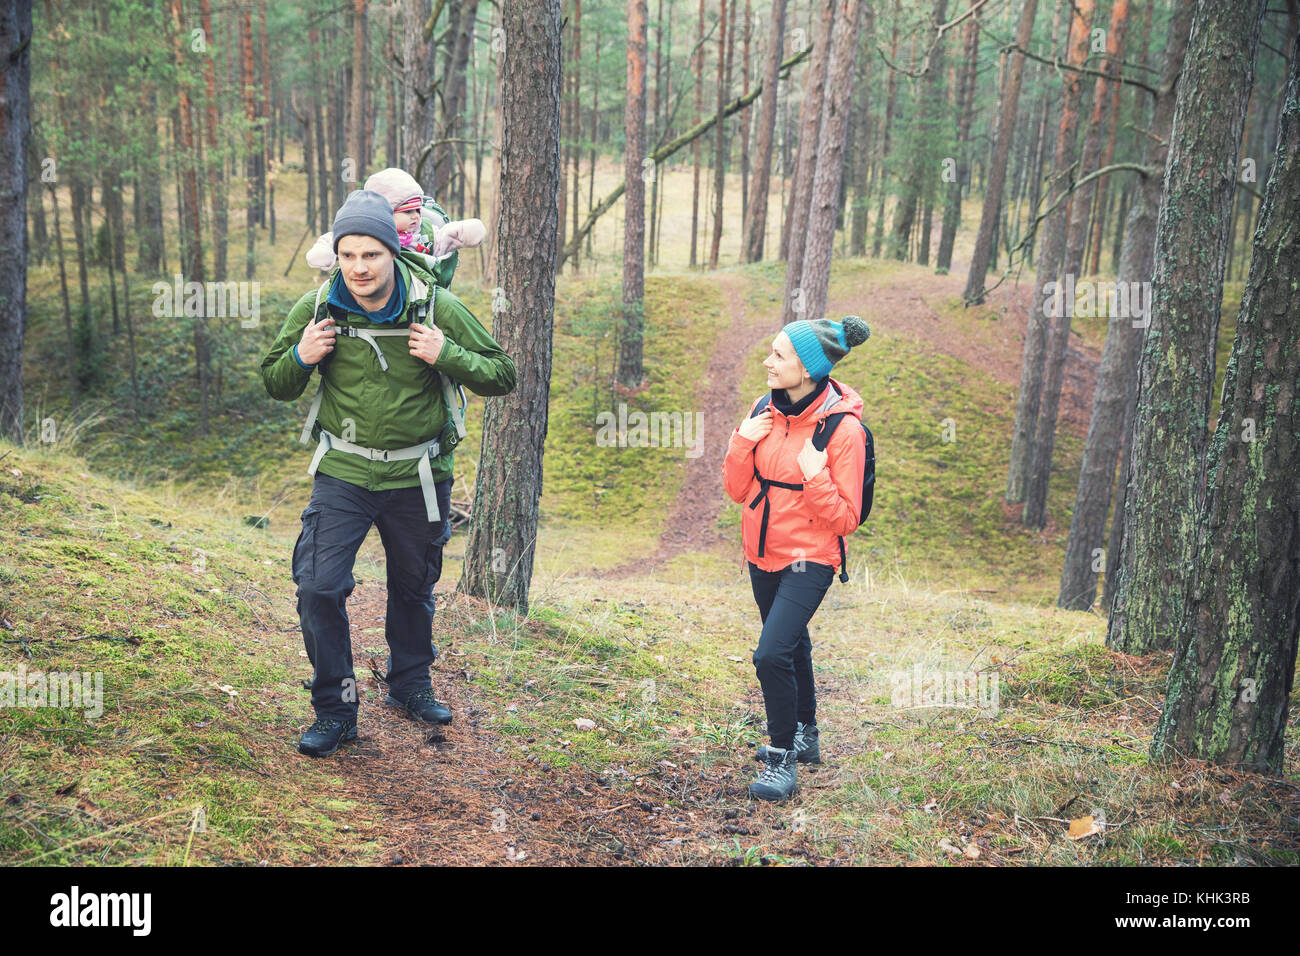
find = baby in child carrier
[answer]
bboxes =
[305,166,486,285]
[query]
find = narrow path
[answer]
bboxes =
[596,272,777,578]
[594,266,1103,579]
[306,586,752,865]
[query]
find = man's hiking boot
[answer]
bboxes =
[298,717,358,758]
[755,721,821,764]
[386,688,453,725]
[748,745,798,801]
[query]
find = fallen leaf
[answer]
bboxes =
[573,718,597,731]
[727,656,744,663]
[938,837,961,856]
[1067,815,1102,840]
[964,843,981,859]
[922,798,939,814]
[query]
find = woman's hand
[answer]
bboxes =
[797,437,827,481]
[737,408,775,442]
[409,322,446,365]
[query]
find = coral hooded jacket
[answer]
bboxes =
[722,377,867,573]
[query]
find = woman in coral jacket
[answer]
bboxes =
[722,315,871,801]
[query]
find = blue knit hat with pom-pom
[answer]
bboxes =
[782,315,871,379]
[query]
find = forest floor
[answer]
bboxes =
[3,262,1295,867]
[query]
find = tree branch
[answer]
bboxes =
[557,45,812,269]
[965,163,1157,305]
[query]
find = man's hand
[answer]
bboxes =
[737,408,775,442]
[298,314,336,365]
[409,322,446,366]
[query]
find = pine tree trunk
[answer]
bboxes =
[741,0,786,263]
[936,14,978,273]
[1151,42,1300,773]
[739,0,752,228]
[240,3,258,279]
[200,0,227,280]
[648,0,662,267]
[258,0,272,229]
[1023,0,1125,529]
[780,0,835,324]
[963,0,1035,302]
[1060,1,1193,611]
[402,0,438,184]
[620,0,648,386]
[888,0,946,262]
[796,0,863,325]
[690,0,704,268]
[311,30,330,232]
[0,0,31,443]
[349,0,367,182]
[1087,0,1138,277]
[707,0,735,269]
[1106,0,1268,655]
[459,0,561,615]
[1005,0,1092,506]
[571,0,582,274]
[486,2,504,288]
[847,7,873,257]
[870,0,900,258]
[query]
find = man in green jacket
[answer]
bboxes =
[260,189,517,757]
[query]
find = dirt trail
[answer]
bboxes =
[291,267,1107,866]
[596,273,778,578]
[303,585,777,865]
[594,266,1102,576]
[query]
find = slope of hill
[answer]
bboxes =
[3,262,1293,866]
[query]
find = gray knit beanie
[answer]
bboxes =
[332,189,401,256]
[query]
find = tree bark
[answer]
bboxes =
[0,0,31,443]
[620,0,648,387]
[1005,0,1091,506]
[240,1,257,279]
[1106,0,1268,654]
[796,0,863,324]
[871,0,901,258]
[741,0,787,263]
[780,0,835,324]
[1060,0,1193,611]
[1151,42,1300,773]
[199,0,227,280]
[707,0,734,269]
[459,0,561,615]
[936,12,979,273]
[402,0,440,185]
[963,0,1036,302]
[1023,0,1127,528]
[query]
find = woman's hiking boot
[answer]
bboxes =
[755,721,821,764]
[298,717,358,758]
[748,745,798,801]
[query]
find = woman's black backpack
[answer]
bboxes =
[748,394,875,583]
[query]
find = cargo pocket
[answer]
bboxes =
[292,506,321,584]
[421,531,446,592]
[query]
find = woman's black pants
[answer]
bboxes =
[747,560,834,750]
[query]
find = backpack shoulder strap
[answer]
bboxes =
[312,277,332,321]
[811,412,847,452]
[749,394,771,417]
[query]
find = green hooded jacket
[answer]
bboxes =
[260,254,516,491]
